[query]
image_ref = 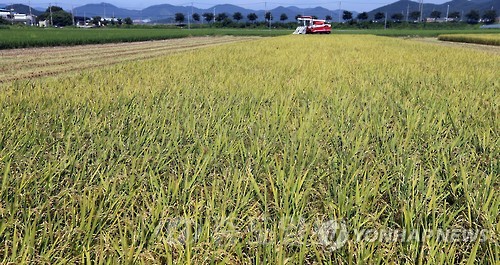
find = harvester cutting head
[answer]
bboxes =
[293,16,332,34]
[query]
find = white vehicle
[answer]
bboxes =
[293,16,332,34]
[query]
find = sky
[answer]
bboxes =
[5,0,454,12]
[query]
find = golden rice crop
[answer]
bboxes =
[0,35,498,264]
[438,33,500,46]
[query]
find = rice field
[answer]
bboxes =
[438,34,500,46]
[1,27,499,50]
[0,28,290,49]
[0,36,259,83]
[0,35,498,264]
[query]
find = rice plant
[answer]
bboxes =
[0,35,498,264]
[438,34,500,46]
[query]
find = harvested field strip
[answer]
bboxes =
[438,34,500,46]
[412,37,500,54]
[0,36,243,61]
[1,38,242,72]
[0,36,259,82]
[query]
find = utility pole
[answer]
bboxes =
[269,13,272,30]
[418,0,421,22]
[406,4,409,22]
[49,4,53,27]
[9,5,13,25]
[264,2,273,30]
[265,2,267,25]
[28,0,33,25]
[103,3,106,19]
[445,4,449,22]
[420,0,424,22]
[213,7,215,23]
[384,12,387,29]
[71,5,75,26]
[338,1,341,23]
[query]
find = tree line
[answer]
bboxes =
[174,9,497,25]
[341,9,497,24]
[174,12,290,25]
[3,5,496,27]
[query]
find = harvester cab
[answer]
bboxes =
[293,16,332,34]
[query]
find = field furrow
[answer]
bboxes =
[0,36,260,82]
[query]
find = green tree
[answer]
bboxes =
[265,12,273,22]
[221,17,233,27]
[342,11,352,21]
[91,16,101,26]
[192,13,200,22]
[448,11,460,20]
[46,6,63,12]
[124,17,133,25]
[391,13,404,22]
[280,13,288,22]
[325,15,332,21]
[202,12,214,23]
[175,13,185,23]
[215,13,228,22]
[247,13,258,23]
[39,5,73,26]
[409,11,421,21]
[357,12,368,21]
[233,12,243,22]
[482,10,497,24]
[117,18,123,25]
[374,12,385,21]
[430,10,441,19]
[465,10,480,24]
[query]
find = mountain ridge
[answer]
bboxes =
[1,0,497,23]
[369,0,498,19]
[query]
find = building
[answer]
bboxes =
[0,8,35,25]
[0,8,12,19]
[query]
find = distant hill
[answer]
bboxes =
[4,1,496,23]
[1,4,43,16]
[210,4,254,16]
[270,6,299,21]
[74,3,139,19]
[74,2,357,23]
[369,0,498,20]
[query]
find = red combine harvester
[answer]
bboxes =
[293,16,332,34]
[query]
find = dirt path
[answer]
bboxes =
[0,36,260,83]
[412,37,500,54]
